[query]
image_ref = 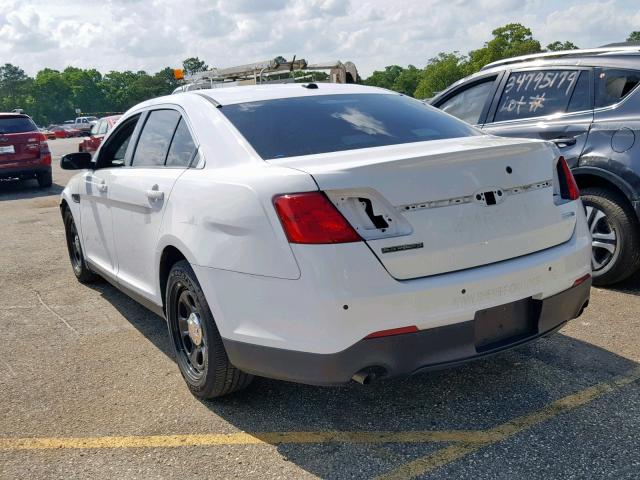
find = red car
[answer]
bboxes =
[79,115,121,154]
[47,125,71,139]
[0,113,52,187]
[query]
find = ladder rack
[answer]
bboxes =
[173,56,358,93]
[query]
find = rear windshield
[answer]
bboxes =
[0,116,37,134]
[220,93,479,159]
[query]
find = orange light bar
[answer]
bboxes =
[173,68,184,80]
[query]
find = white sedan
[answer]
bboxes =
[60,83,591,398]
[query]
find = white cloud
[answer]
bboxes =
[0,0,639,78]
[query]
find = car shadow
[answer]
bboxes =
[88,280,637,478]
[0,178,64,200]
[606,270,640,296]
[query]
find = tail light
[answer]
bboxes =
[273,192,361,244]
[557,156,579,201]
[39,136,52,166]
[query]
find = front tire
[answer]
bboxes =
[166,260,253,399]
[63,209,98,283]
[581,187,640,286]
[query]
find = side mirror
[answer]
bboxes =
[61,152,93,170]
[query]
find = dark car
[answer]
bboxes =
[78,115,122,154]
[431,46,640,286]
[0,113,52,188]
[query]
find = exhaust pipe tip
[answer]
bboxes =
[352,367,386,385]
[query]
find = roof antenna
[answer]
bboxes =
[302,83,318,89]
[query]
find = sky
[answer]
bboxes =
[1,0,639,78]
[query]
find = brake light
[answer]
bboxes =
[557,156,580,201]
[273,192,361,244]
[40,141,51,166]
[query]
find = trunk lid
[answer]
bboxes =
[277,136,575,279]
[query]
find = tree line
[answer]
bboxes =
[0,58,208,126]
[364,25,640,99]
[1,26,639,125]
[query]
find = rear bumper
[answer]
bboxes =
[0,164,50,179]
[223,279,591,385]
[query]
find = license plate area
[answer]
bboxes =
[474,298,540,352]
[0,145,15,154]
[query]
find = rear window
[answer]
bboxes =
[220,93,478,159]
[0,116,37,134]
[595,69,640,108]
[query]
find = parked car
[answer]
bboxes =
[61,125,82,137]
[79,115,122,154]
[0,112,52,187]
[71,116,98,136]
[39,127,56,140]
[431,47,640,286]
[47,125,70,139]
[59,84,591,398]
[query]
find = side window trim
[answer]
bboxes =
[487,66,592,124]
[125,111,148,167]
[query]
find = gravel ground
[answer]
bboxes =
[0,137,639,479]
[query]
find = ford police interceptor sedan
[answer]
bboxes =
[59,84,591,398]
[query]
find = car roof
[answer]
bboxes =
[0,112,29,118]
[432,53,640,103]
[139,83,392,109]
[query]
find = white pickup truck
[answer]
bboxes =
[65,116,98,135]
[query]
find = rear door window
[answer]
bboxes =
[0,116,37,134]
[595,69,640,108]
[165,119,197,167]
[437,78,496,124]
[98,121,108,135]
[493,70,584,122]
[131,110,181,167]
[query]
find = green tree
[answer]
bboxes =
[628,31,640,42]
[546,41,579,51]
[363,65,404,90]
[30,69,74,125]
[466,23,542,74]
[0,63,30,111]
[61,67,106,115]
[392,65,420,96]
[182,57,209,75]
[414,53,467,99]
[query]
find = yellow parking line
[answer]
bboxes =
[1,366,638,480]
[0,430,490,451]
[376,366,640,479]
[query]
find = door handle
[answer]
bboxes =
[551,137,577,147]
[97,181,108,193]
[146,185,164,202]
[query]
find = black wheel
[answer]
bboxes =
[63,209,98,283]
[37,170,52,188]
[166,260,253,399]
[581,187,640,286]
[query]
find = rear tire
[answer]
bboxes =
[581,187,640,286]
[166,260,253,399]
[63,209,98,283]
[37,170,52,188]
